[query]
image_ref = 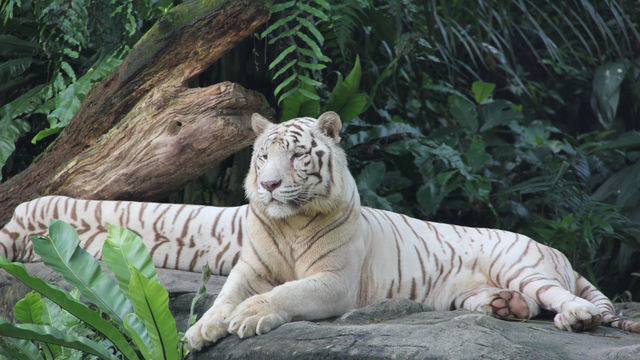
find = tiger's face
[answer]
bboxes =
[246,112,345,219]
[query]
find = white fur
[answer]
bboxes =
[184,112,620,351]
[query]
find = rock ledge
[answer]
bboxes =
[2,263,638,360]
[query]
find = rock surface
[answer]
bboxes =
[2,263,639,360]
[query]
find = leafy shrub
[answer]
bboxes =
[0,220,202,359]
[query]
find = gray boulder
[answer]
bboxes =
[2,263,639,360]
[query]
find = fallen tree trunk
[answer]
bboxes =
[0,0,272,226]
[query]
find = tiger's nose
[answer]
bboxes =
[260,180,282,192]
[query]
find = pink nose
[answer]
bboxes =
[260,180,282,192]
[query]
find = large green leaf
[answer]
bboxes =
[0,332,41,360]
[30,220,151,351]
[128,267,179,360]
[464,136,491,172]
[102,224,159,297]
[427,143,472,180]
[279,82,320,121]
[356,161,386,192]
[124,314,153,360]
[0,318,116,360]
[479,100,523,132]
[0,256,140,360]
[13,292,43,325]
[591,61,629,129]
[323,55,366,122]
[417,180,449,216]
[596,130,640,151]
[0,83,47,121]
[471,80,495,104]
[364,56,399,112]
[449,96,478,133]
[592,160,640,208]
[31,220,131,322]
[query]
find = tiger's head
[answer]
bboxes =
[245,111,353,219]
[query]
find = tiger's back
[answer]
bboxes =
[359,207,609,314]
[1,195,244,274]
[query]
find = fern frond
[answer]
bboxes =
[261,0,332,111]
[329,2,365,58]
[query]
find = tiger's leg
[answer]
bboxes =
[575,272,640,333]
[455,287,540,320]
[520,278,603,332]
[184,260,274,350]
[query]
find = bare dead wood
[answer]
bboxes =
[0,0,272,225]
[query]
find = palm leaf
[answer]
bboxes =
[0,255,140,360]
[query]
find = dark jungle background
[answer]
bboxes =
[1,0,639,300]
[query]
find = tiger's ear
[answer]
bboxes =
[251,113,273,136]
[316,111,342,143]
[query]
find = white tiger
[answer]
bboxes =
[1,112,638,352]
[184,111,639,350]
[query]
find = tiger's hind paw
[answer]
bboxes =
[487,290,531,319]
[554,304,602,332]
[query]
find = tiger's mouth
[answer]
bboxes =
[266,195,301,209]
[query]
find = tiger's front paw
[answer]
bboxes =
[184,303,235,351]
[554,302,602,332]
[227,294,291,339]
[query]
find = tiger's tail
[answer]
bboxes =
[575,272,640,332]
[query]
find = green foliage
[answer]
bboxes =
[188,264,212,328]
[261,0,332,107]
[278,54,367,121]
[0,318,117,360]
[0,220,188,359]
[0,0,177,181]
[128,269,179,360]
